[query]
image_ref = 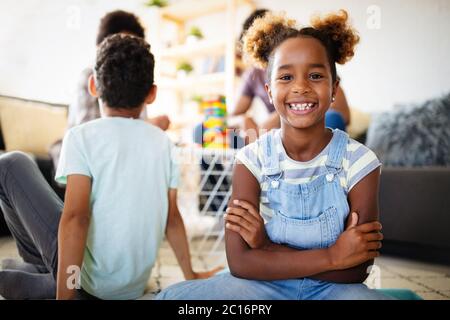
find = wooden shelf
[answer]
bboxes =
[160,39,226,60]
[159,72,226,91]
[160,0,252,23]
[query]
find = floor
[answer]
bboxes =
[1,236,449,300]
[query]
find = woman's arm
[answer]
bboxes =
[57,175,92,300]
[230,95,253,117]
[260,112,281,131]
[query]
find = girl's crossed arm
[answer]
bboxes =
[225,163,382,282]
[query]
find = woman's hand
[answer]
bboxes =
[328,212,383,270]
[224,199,271,249]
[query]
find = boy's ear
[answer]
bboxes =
[88,74,98,98]
[144,84,157,104]
[265,83,273,105]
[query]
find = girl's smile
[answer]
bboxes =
[286,100,318,115]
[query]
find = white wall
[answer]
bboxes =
[256,0,450,112]
[0,0,449,112]
[0,0,157,104]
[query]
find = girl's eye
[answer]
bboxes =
[310,73,324,80]
[278,75,293,81]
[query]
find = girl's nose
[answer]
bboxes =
[292,78,311,94]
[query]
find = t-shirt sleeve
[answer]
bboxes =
[168,141,180,189]
[238,69,257,99]
[235,141,263,182]
[55,129,91,185]
[345,141,382,192]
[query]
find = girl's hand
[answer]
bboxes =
[224,199,271,249]
[329,212,383,270]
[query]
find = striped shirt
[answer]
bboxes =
[235,129,381,219]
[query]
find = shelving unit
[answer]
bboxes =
[152,0,254,141]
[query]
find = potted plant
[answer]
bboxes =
[145,0,168,8]
[186,26,203,44]
[176,61,193,78]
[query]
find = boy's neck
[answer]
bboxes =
[101,103,144,119]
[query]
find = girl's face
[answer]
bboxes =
[266,37,338,130]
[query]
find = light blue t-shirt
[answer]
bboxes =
[55,117,179,300]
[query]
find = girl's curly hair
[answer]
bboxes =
[242,10,360,82]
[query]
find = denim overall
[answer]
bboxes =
[156,129,391,300]
[263,129,349,251]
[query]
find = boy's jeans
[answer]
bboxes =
[0,151,62,278]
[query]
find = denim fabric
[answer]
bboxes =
[264,129,349,250]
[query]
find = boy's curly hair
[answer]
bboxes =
[95,34,154,109]
[242,10,360,82]
[96,10,145,45]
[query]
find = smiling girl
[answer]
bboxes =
[156,10,391,300]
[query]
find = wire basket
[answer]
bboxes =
[176,146,236,265]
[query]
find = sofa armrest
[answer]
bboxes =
[379,167,450,249]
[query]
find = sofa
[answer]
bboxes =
[0,95,67,235]
[379,167,450,264]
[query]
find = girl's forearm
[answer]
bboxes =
[263,242,371,283]
[310,260,373,283]
[228,245,334,280]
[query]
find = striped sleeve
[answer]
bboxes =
[235,141,263,182]
[346,140,382,192]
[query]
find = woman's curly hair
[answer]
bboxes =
[242,10,360,82]
[95,34,154,109]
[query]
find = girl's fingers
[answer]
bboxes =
[368,251,380,259]
[224,213,254,231]
[356,221,382,233]
[233,200,262,221]
[226,207,259,225]
[366,241,382,251]
[365,232,384,242]
[225,222,252,241]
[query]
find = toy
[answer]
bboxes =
[201,95,228,149]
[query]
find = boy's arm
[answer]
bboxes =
[165,189,222,280]
[225,164,381,280]
[57,175,92,300]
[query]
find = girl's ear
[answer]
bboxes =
[144,84,157,104]
[331,78,340,102]
[88,74,98,98]
[265,83,273,105]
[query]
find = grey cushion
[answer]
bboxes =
[366,92,450,166]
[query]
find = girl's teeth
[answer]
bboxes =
[289,103,315,110]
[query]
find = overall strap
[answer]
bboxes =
[325,129,349,171]
[260,130,281,176]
